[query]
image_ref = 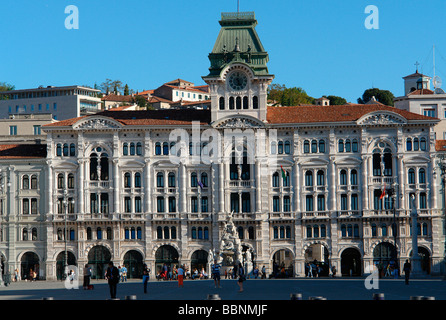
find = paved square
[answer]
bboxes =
[0,277,445,300]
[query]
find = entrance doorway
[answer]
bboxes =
[341,248,362,276]
[410,247,431,274]
[191,250,208,274]
[155,245,179,277]
[87,245,111,279]
[21,252,40,280]
[56,251,77,280]
[123,250,144,279]
[272,249,294,278]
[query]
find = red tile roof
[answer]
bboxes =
[408,89,435,96]
[101,94,134,102]
[0,144,47,159]
[266,104,438,124]
[44,103,438,129]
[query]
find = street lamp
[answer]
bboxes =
[387,183,399,274]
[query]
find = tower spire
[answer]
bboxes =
[237,0,240,13]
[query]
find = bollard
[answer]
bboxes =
[125,295,137,300]
[309,296,326,300]
[410,296,423,300]
[290,293,303,300]
[372,293,385,300]
[42,297,54,300]
[207,294,221,300]
[421,296,435,300]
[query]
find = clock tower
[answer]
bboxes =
[203,12,274,123]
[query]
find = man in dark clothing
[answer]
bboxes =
[105,262,120,299]
[403,260,411,285]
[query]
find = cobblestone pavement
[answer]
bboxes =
[0,277,445,300]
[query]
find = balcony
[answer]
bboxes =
[302,211,329,219]
[88,181,111,189]
[369,176,396,185]
[338,210,361,218]
[227,180,252,188]
[152,212,179,220]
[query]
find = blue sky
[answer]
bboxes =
[2,0,446,102]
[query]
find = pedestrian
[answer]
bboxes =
[385,264,391,277]
[253,267,259,279]
[120,265,127,282]
[142,264,150,293]
[211,259,222,288]
[105,262,120,299]
[307,263,312,278]
[403,259,411,285]
[177,265,184,288]
[14,269,19,282]
[331,265,336,278]
[261,266,266,279]
[83,264,92,290]
[237,262,245,293]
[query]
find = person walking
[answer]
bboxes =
[105,262,120,299]
[83,264,92,290]
[120,265,127,282]
[177,265,184,288]
[237,262,245,293]
[307,263,313,278]
[261,266,266,279]
[403,260,411,285]
[211,259,222,288]
[142,264,150,293]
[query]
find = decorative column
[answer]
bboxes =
[113,159,119,216]
[409,195,422,275]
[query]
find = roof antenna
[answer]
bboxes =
[237,0,240,13]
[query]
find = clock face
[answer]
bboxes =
[228,71,248,91]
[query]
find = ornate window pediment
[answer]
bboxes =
[73,117,122,130]
[357,111,407,126]
[212,115,265,129]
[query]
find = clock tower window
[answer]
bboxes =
[253,96,259,109]
[219,97,225,110]
[243,96,249,109]
[236,97,242,109]
[229,97,235,110]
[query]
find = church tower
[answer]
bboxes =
[203,12,274,123]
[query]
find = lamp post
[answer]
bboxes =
[387,183,399,274]
[62,190,75,280]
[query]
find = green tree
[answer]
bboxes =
[325,95,347,105]
[100,79,123,95]
[268,84,314,106]
[124,84,129,96]
[0,82,15,100]
[132,95,148,109]
[358,88,395,106]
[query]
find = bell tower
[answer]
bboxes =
[202,12,274,123]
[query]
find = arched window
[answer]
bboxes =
[157,226,163,239]
[306,225,312,238]
[125,228,130,240]
[371,224,377,237]
[350,169,358,185]
[130,143,135,155]
[229,97,235,109]
[67,173,74,189]
[419,192,427,209]
[419,168,426,184]
[191,172,198,188]
[273,226,278,239]
[413,138,419,151]
[191,226,197,239]
[270,141,277,154]
[236,96,242,109]
[57,173,64,189]
[283,141,291,154]
[422,223,428,236]
[406,138,412,151]
[243,96,249,109]
[408,168,415,184]
[155,142,161,155]
[340,170,347,185]
[352,139,358,152]
[56,144,62,156]
[278,141,283,154]
[338,139,344,152]
[248,226,254,239]
[320,224,326,238]
[201,172,208,187]
[163,142,169,155]
[156,172,164,188]
[283,171,290,187]
[168,172,176,188]
[87,227,92,240]
[164,226,170,239]
[285,226,291,238]
[305,171,313,186]
[171,226,177,239]
[311,140,317,153]
[123,143,129,156]
[319,140,325,153]
[303,140,310,154]
[23,228,28,241]
[31,175,38,189]
[203,227,208,240]
[279,226,285,238]
[22,175,29,189]
[107,227,112,240]
[381,224,387,236]
[219,97,225,110]
[136,142,142,155]
[252,96,258,109]
[124,172,131,188]
[345,139,351,152]
[341,224,346,237]
[272,172,279,187]
[70,143,76,156]
[420,138,427,151]
[97,227,102,240]
[317,170,324,186]
[63,143,69,156]
[134,172,141,188]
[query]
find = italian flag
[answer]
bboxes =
[280,166,286,180]
[379,183,386,200]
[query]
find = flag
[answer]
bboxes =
[280,166,286,180]
[379,183,386,200]
[198,180,204,189]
